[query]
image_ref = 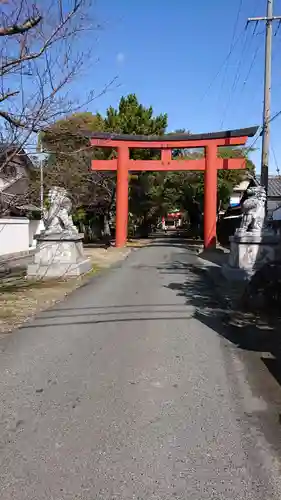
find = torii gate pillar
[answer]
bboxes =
[116,146,129,248]
[90,127,258,249]
[204,143,218,248]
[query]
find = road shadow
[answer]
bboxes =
[197,247,229,267]
[85,234,203,251]
[141,236,203,251]
[165,260,281,391]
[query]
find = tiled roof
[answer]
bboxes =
[0,143,34,168]
[2,176,29,195]
[256,175,281,197]
[268,177,281,197]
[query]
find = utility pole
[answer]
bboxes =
[40,146,44,217]
[38,145,45,233]
[247,0,281,208]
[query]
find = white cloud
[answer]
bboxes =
[116,52,125,64]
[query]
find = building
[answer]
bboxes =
[0,145,42,255]
[218,174,281,246]
[0,144,37,215]
[263,176,281,217]
[273,206,281,221]
[229,179,251,208]
[230,175,281,216]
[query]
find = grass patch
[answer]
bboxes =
[126,239,150,248]
[0,245,130,336]
[0,265,99,334]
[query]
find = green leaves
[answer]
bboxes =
[36,94,256,225]
[106,94,168,220]
[105,94,167,137]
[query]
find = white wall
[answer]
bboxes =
[29,219,42,247]
[0,218,30,256]
[273,207,281,221]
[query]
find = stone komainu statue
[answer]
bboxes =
[43,187,78,236]
[238,185,266,233]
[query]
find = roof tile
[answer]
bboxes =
[256,175,281,197]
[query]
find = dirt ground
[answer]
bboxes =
[0,246,131,336]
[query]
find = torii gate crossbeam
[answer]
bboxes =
[90,127,258,249]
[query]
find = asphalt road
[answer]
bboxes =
[1,240,281,499]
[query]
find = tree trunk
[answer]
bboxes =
[103,212,111,236]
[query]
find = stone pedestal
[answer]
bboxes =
[27,232,92,279]
[222,230,281,281]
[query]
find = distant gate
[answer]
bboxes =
[90,127,258,249]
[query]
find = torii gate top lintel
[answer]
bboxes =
[90,126,258,149]
[90,126,258,249]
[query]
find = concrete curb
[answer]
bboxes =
[0,248,35,264]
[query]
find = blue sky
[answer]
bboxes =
[78,0,281,174]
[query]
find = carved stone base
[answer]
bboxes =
[222,231,281,281]
[27,233,92,279]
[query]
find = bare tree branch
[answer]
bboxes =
[0,0,117,217]
[0,0,107,149]
[0,15,42,37]
[0,109,32,129]
[0,90,19,103]
[0,2,82,74]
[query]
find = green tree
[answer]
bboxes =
[156,146,255,218]
[38,112,116,222]
[103,94,168,233]
[35,96,255,240]
[34,96,167,237]
[105,94,167,140]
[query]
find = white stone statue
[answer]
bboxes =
[43,187,78,236]
[237,186,266,234]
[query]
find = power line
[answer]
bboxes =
[217,1,245,105]
[232,0,244,45]
[269,108,281,123]
[247,0,281,208]
[200,29,245,103]
[241,41,262,90]
[220,25,257,128]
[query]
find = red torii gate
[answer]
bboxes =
[90,127,258,249]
